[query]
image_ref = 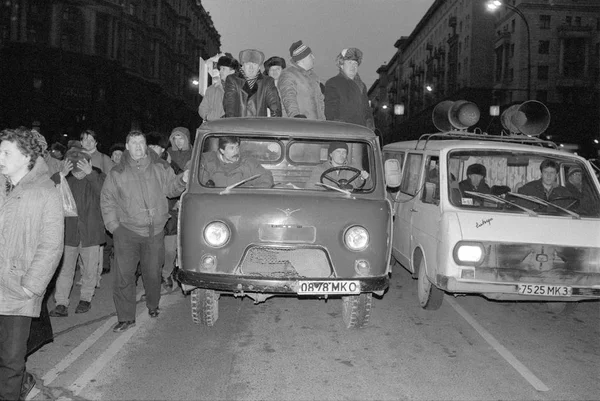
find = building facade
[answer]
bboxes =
[371,0,599,156]
[0,0,221,148]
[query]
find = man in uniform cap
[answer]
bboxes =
[278,40,325,120]
[223,49,281,118]
[324,47,374,130]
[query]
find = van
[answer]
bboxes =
[177,118,397,328]
[383,100,600,311]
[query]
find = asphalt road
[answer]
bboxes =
[26,264,599,401]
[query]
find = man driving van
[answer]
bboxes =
[517,159,574,208]
[199,136,273,188]
[306,142,370,190]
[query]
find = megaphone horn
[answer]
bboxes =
[500,100,551,136]
[432,101,454,132]
[448,100,480,130]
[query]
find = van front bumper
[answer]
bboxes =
[177,269,389,294]
[437,275,600,301]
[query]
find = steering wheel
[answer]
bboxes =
[320,166,365,190]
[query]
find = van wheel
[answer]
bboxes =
[417,258,443,310]
[342,293,372,329]
[191,289,219,326]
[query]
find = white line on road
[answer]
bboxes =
[446,297,550,392]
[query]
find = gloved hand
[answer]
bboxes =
[294,114,307,118]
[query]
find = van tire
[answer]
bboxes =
[342,293,372,329]
[417,258,444,310]
[191,289,219,326]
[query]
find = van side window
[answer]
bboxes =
[400,153,423,196]
[422,156,440,204]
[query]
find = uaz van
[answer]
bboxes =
[177,118,396,328]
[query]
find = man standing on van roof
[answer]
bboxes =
[306,142,370,190]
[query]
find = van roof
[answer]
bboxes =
[198,117,376,139]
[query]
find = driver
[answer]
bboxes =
[516,159,574,208]
[199,136,273,188]
[306,141,370,190]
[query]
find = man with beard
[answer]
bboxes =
[324,47,375,130]
[223,49,282,118]
[199,136,273,188]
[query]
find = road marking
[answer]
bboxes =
[447,297,550,392]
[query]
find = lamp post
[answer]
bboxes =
[487,0,531,100]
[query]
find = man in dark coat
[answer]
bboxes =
[100,130,188,332]
[49,147,106,317]
[517,159,574,209]
[324,47,374,130]
[223,49,282,118]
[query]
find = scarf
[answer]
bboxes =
[242,70,258,90]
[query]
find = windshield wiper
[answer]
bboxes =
[219,174,261,195]
[464,191,538,216]
[316,182,354,198]
[507,192,580,219]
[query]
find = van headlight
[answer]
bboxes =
[203,221,230,248]
[453,242,485,266]
[344,226,369,251]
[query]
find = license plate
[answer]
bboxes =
[517,284,572,296]
[297,280,360,295]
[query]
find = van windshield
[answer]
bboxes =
[198,135,375,192]
[447,150,600,218]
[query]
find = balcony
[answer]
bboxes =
[557,25,593,38]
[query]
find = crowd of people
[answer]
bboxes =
[0,40,374,400]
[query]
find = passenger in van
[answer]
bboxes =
[306,142,370,190]
[517,159,574,208]
[565,166,599,215]
[199,136,273,188]
[459,163,491,195]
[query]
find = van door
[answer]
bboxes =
[392,153,424,270]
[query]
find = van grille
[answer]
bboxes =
[240,246,332,278]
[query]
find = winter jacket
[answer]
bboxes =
[198,82,225,122]
[0,157,64,317]
[517,179,575,209]
[100,149,186,237]
[88,149,115,174]
[324,71,374,129]
[168,127,192,172]
[51,168,106,247]
[223,71,282,118]
[278,63,325,120]
[199,151,273,188]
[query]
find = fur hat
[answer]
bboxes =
[289,40,312,63]
[239,49,265,66]
[65,146,91,174]
[328,141,348,154]
[146,131,169,149]
[217,53,239,70]
[31,129,48,152]
[336,47,363,66]
[467,163,486,177]
[264,56,286,73]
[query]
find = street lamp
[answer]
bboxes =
[487,0,531,100]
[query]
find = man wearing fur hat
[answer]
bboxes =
[278,40,325,120]
[199,53,239,122]
[264,56,286,87]
[459,163,491,195]
[324,48,374,130]
[223,49,282,118]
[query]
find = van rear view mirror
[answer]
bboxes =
[385,159,402,188]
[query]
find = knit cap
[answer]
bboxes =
[289,40,312,63]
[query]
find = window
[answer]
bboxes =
[538,40,550,54]
[509,68,514,81]
[540,15,551,29]
[566,16,572,26]
[400,154,423,196]
[510,43,515,58]
[538,65,549,80]
[422,157,440,205]
[575,17,581,27]
[511,19,515,33]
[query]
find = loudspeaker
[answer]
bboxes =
[432,100,480,132]
[500,100,550,136]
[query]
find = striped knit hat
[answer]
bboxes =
[289,40,312,63]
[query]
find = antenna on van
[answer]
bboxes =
[499,100,551,137]
[432,100,480,132]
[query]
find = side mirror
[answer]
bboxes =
[384,159,402,188]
